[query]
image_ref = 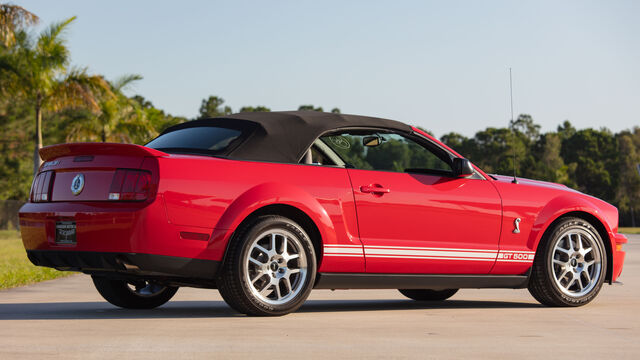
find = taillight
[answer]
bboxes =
[30,171,55,202]
[108,169,153,201]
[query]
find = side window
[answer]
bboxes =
[319,131,452,175]
[298,140,345,166]
[308,146,334,165]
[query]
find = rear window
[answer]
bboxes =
[146,126,244,156]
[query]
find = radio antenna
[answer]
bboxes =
[509,68,518,184]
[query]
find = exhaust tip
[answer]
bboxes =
[115,256,140,271]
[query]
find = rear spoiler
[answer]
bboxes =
[39,143,168,162]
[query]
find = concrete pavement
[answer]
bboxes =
[1,235,638,359]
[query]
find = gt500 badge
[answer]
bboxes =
[71,174,85,195]
[42,160,60,168]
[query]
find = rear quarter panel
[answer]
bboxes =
[159,156,363,272]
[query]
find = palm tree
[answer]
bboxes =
[0,3,38,48]
[0,16,111,175]
[0,4,38,110]
[67,74,157,144]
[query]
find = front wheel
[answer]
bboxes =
[216,215,317,316]
[398,289,458,301]
[528,217,607,307]
[92,276,178,309]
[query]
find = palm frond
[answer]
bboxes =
[0,42,34,98]
[110,74,142,93]
[0,4,39,47]
[36,16,75,62]
[46,67,112,112]
[64,111,101,142]
[35,38,68,74]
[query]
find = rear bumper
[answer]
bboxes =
[27,250,219,280]
[18,199,220,261]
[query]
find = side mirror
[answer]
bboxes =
[363,136,381,147]
[452,158,474,177]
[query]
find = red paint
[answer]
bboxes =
[20,137,626,283]
[347,168,502,274]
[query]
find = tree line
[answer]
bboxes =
[441,117,640,226]
[1,4,639,226]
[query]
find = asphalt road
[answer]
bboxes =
[1,235,638,359]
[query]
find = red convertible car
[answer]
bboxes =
[19,111,627,316]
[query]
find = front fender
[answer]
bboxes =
[528,194,616,252]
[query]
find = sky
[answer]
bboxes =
[18,0,640,138]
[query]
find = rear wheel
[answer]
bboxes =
[528,217,607,307]
[399,288,458,301]
[216,215,316,316]
[91,276,178,309]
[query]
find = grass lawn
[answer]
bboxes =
[619,227,640,234]
[0,230,73,289]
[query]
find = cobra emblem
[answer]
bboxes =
[513,218,521,234]
[71,174,85,196]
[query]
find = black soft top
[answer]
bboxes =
[159,111,413,163]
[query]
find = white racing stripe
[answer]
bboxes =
[323,244,535,263]
[323,244,365,258]
[365,245,497,253]
[366,248,496,259]
[324,245,363,249]
[324,248,363,254]
[323,254,364,258]
[367,255,494,262]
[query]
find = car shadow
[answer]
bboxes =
[300,299,541,313]
[0,299,540,320]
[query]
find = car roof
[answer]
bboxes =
[160,111,412,163]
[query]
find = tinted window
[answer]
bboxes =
[146,127,243,155]
[320,131,451,174]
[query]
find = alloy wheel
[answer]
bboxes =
[243,229,308,305]
[549,228,603,297]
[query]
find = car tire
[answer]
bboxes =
[528,217,607,307]
[216,215,317,316]
[398,288,458,301]
[91,276,178,309]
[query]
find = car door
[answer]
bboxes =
[319,129,502,274]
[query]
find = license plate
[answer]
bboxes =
[55,221,76,245]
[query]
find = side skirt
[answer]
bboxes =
[314,273,529,290]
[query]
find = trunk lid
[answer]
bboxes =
[33,143,165,202]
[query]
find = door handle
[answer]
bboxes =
[360,184,391,195]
